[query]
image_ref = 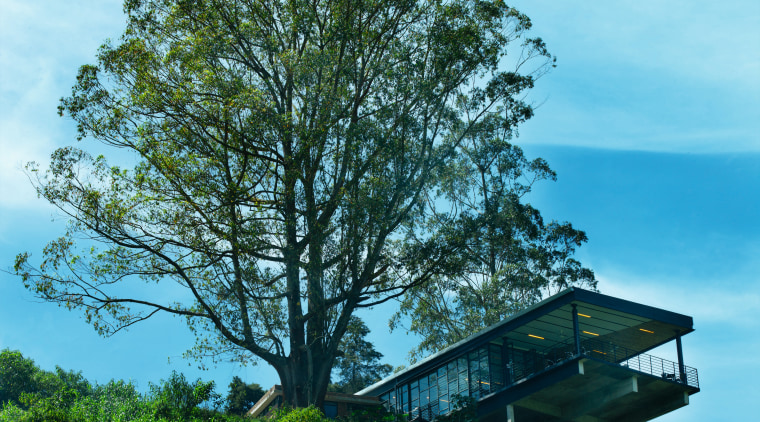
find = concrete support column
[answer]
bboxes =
[572,304,581,355]
[675,330,686,382]
[506,404,515,422]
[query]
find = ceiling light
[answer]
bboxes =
[639,328,654,334]
[578,313,591,318]
[583,331,599,336]
[528,334,545,340]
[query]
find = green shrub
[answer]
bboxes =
[0,401,26,422]
[274,406,331,422]
[149,371,219,421]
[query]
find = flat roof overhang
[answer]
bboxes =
[359,288,695,397]
[478,358,699,422]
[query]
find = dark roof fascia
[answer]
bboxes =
[358,289,577,396]
[574,289,694,332]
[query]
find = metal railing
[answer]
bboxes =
[581,338,700,389]
[507,337,699,390]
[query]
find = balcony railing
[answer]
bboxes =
[582,338,700,389]
[508,337,700,390]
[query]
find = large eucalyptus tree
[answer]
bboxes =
[14,0,576,407]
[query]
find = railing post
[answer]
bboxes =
[676,330,686,382]
[572,304,581,355]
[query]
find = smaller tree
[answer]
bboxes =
[225,376,265,416]
[330,317,392,394]
[0,349,90,411]
[149,371,217,421]
[0,349,38,407]
[392,141,597,361]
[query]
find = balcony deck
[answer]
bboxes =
[478,338,699,421]
[508,337,699,390]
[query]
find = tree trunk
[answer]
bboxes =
[276,348,335,409]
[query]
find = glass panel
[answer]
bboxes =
[380,392,390,411]
[440,401,450,415]
[458,368,468,396]
[438,365,447,378]
[448,361,458,387]
[420,375,428,391]
[448,380,458,396]
[469,351,479,398]
[490,343,504,391]
[480,352,490,394]
[324,402,338,419]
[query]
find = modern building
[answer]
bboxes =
[357,288,700,421]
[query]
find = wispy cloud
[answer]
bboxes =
[0,1,124,210]
[598,275,760,328]
[514,0,760,153]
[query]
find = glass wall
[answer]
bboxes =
[378,342,506,420]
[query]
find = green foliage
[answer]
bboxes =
[54,367,93,400]
[18,385,79,422]
[0,401,25,422]
[16,0,567,406]
[0,349,39,407]
[225,376,264,416]
[392,140,597,360]
[149,371,219,421]
[329,317,392,394]
[0,349,252,422]
[69,380,154,422]
[274,406,330,422]
[343,406,407,422]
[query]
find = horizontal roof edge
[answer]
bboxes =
[573,289,694,329]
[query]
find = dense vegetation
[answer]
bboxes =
[0,348,257,422]
[0,348,429,422]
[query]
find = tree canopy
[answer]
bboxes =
[329,316,392,394]
[13,0,592,407]
[224,376,265,416]
[391,141,596,361]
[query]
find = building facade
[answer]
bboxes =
[357,288,700,422]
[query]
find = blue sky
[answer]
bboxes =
[1,1,758,420]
